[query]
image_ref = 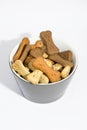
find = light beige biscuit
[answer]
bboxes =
[39,74,49,84]
[12,60,30,77]
[25,70,43,84]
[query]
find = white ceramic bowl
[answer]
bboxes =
[9,37,78,103]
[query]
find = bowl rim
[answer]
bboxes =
[9,38,78,86]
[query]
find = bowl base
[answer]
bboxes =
[23,91,65,104]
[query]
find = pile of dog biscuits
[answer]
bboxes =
[12,30,74,84]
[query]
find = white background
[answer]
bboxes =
[0,0,87,130]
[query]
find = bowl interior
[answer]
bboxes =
[9,37,78,85]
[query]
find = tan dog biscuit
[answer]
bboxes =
[30,47,44,58]
[53,63,62,71]
[40,30,59,55]
[43,52,48,58]
[49,54,74,68]
[32,57,61,83]
[39,74,49,84]
[59,50,73,61]
[44,59,54,68]
[25,70,43,84]
[12,60,30,77]
[61,65,71,78]
[13,37,30,62]
[19,44,30,62]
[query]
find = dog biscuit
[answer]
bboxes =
[13,37,30,62]
[28,58,36,71]
[59,50,73,61]
[24,55,33,66]
[30,47,44,58]
[12,60,30,77]
[61,65,71,78]
[25,70,43,84]
[32,57,61,83]
[30,40,44,50]
[53,63,62,71]
[44,59,54,68]
[40,30,59,55]
[39,74,49,84]
[19,44,30,62]
[43,52,48,58]
[49,54,74,68]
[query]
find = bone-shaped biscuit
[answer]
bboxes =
[20,44,31,62]
[40,30,59,55]
[30,47,44,58]
[44,59,54,68]
[49,54,74,68]
[32,57,61,83]
[12,60,30,77]
[59,50,73,61]
[13,38,30,62]
[25,70,43,84]
[53,64,62,71]
[24,55,33,66]
[39,74,49,84]
[28,58,36,71]
[30,40,44,49]
[61,65,71,78]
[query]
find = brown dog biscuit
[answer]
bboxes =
[28,58,36,71]
[30,40,44,50]
[24,55,33,65]
[19,44,31,62]
[32,57,61,83]
[59,50,73,61]
[13,37,30,62]
[40,45,47,52]
[40,30,59,55]
[49,54,74,68]
[12,60,30,77]
[35,40,44,48]
[30,48,44,58]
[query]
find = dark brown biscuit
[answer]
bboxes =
[49,54,74,68]
[59,50,73,61]
[24,55,33,65]
[20,44,31,62]
[40,30,59,55]
[30,47,44,58]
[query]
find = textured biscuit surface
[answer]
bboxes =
[13,38,30,62]
[59,50,73,61]
[49,54,74,68]
[40,30,59,55]
[32,57,61,83]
